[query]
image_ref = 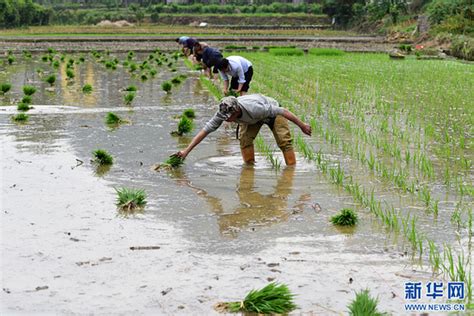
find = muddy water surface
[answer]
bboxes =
[1,55,443,314]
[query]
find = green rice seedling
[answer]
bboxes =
[161,81,172,93]
[115,187,146,213]
[149,68,157,77]
[21,96,32,104]
[7,55,15,64]
[124,92,135,105]
[141,74,148,81]
[92,149,113,165]
[66,69,75,80]
[17,102,31,112]
[154,155,185,171]
[67,58,75,66]
[348,289,386,316]
[171,76,182,85]
[79,56,85,63]
[199,75,223,100]
[442,245,456,281]
[419,186,431,207]
[330,208,358,227]
[451,204,463,230]
[225,90,239,97]
[22,85,37,96]
[127,51,134,60]
[183,108,196,119]
[171,67,177,72]
[22,50,32,58]
[269,48,304,56]
[309,48,345,56]
[105,61,114,69]
[82,84,93,94]
[129,63,137,72]
[41,55,49,62]
[174,116,193,136]
[122,60,129,67]
[0,83,12,95]
[217,282,297,314]
[428,240,441,273]
[52,60,60,68]
[47,48,55,54]
[105,112,128,125]
[124,85,137,92]
[11,113,29,122]
[45,74,56,87]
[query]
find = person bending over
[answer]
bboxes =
[175,94,312,165]
[216,56,253,96]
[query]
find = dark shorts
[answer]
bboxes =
[230,66,253,92]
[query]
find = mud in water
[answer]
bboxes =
[0,54,470,314]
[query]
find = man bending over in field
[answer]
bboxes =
[175,94,312,165]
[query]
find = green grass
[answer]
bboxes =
[82,84,93,93]
[115,187,147,212]
[223,282,297,314]
[22,85,37,96]
[330,208,358,226]
[161,81,172,93]
[0,83,12,95]
[269,47,304,56]
[11,113,29,122]
[92,149,113,165]
[308,48,345,56]
[348,289,386,316]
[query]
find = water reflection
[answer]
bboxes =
[177,166,300,238]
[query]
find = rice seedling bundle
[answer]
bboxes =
[17,102,31,112]
[92,149,113,165]
[12,113,29,122]
[124,92,135,105]
[82,84,93,94]
[21,96,32,104]
[348,289,386,316]
[0,83,12,95]
[216,282,297,314]
[45,74,56,86]
[23,85,37,96]
[330,208,358,226]
[176,116,193,135]
[105,112,127,125]
[183,108,196,119]
[124,85,137,92]
[115,187,147,212]
[153,155,185,171]
[161,81,172,93]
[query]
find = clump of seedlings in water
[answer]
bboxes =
[115,187,147,213]
[124,85,137,92]
[347,289,386,316]
[21,95,32,104]
[92,149,113,165]
[52,60,60,68]
[154,155,184,171]
[0,83,12,95]
[17,102,31,112]
[215,282,297,314]
[105,112,128,126]
[161,81,172,93]
[124,92,135,105]
[82,84,93,94]
[23,85,37,96]
[45,74,56,87]
[12,113,29,122]
[330,208,358,226]
[7,55,15,65]
[183,108,196,119]
[66,69,75,80]
[171,115,193,136]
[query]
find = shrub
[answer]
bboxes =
[348,289,386,316]
[330,208,358,226]
[0,83,12,95]
[92,149,113,165]
[161,81,172,93]
[451,35,474,61]
[309,48,345,56]
[269,48,304,56]
[23,85,37,96]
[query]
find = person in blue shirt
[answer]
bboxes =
[193,42,223,78]
[216,56,253,96]
[175,36,197,57]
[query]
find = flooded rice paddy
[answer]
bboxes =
[1,52,472,314]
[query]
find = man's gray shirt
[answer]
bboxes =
[203,94,284,133]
